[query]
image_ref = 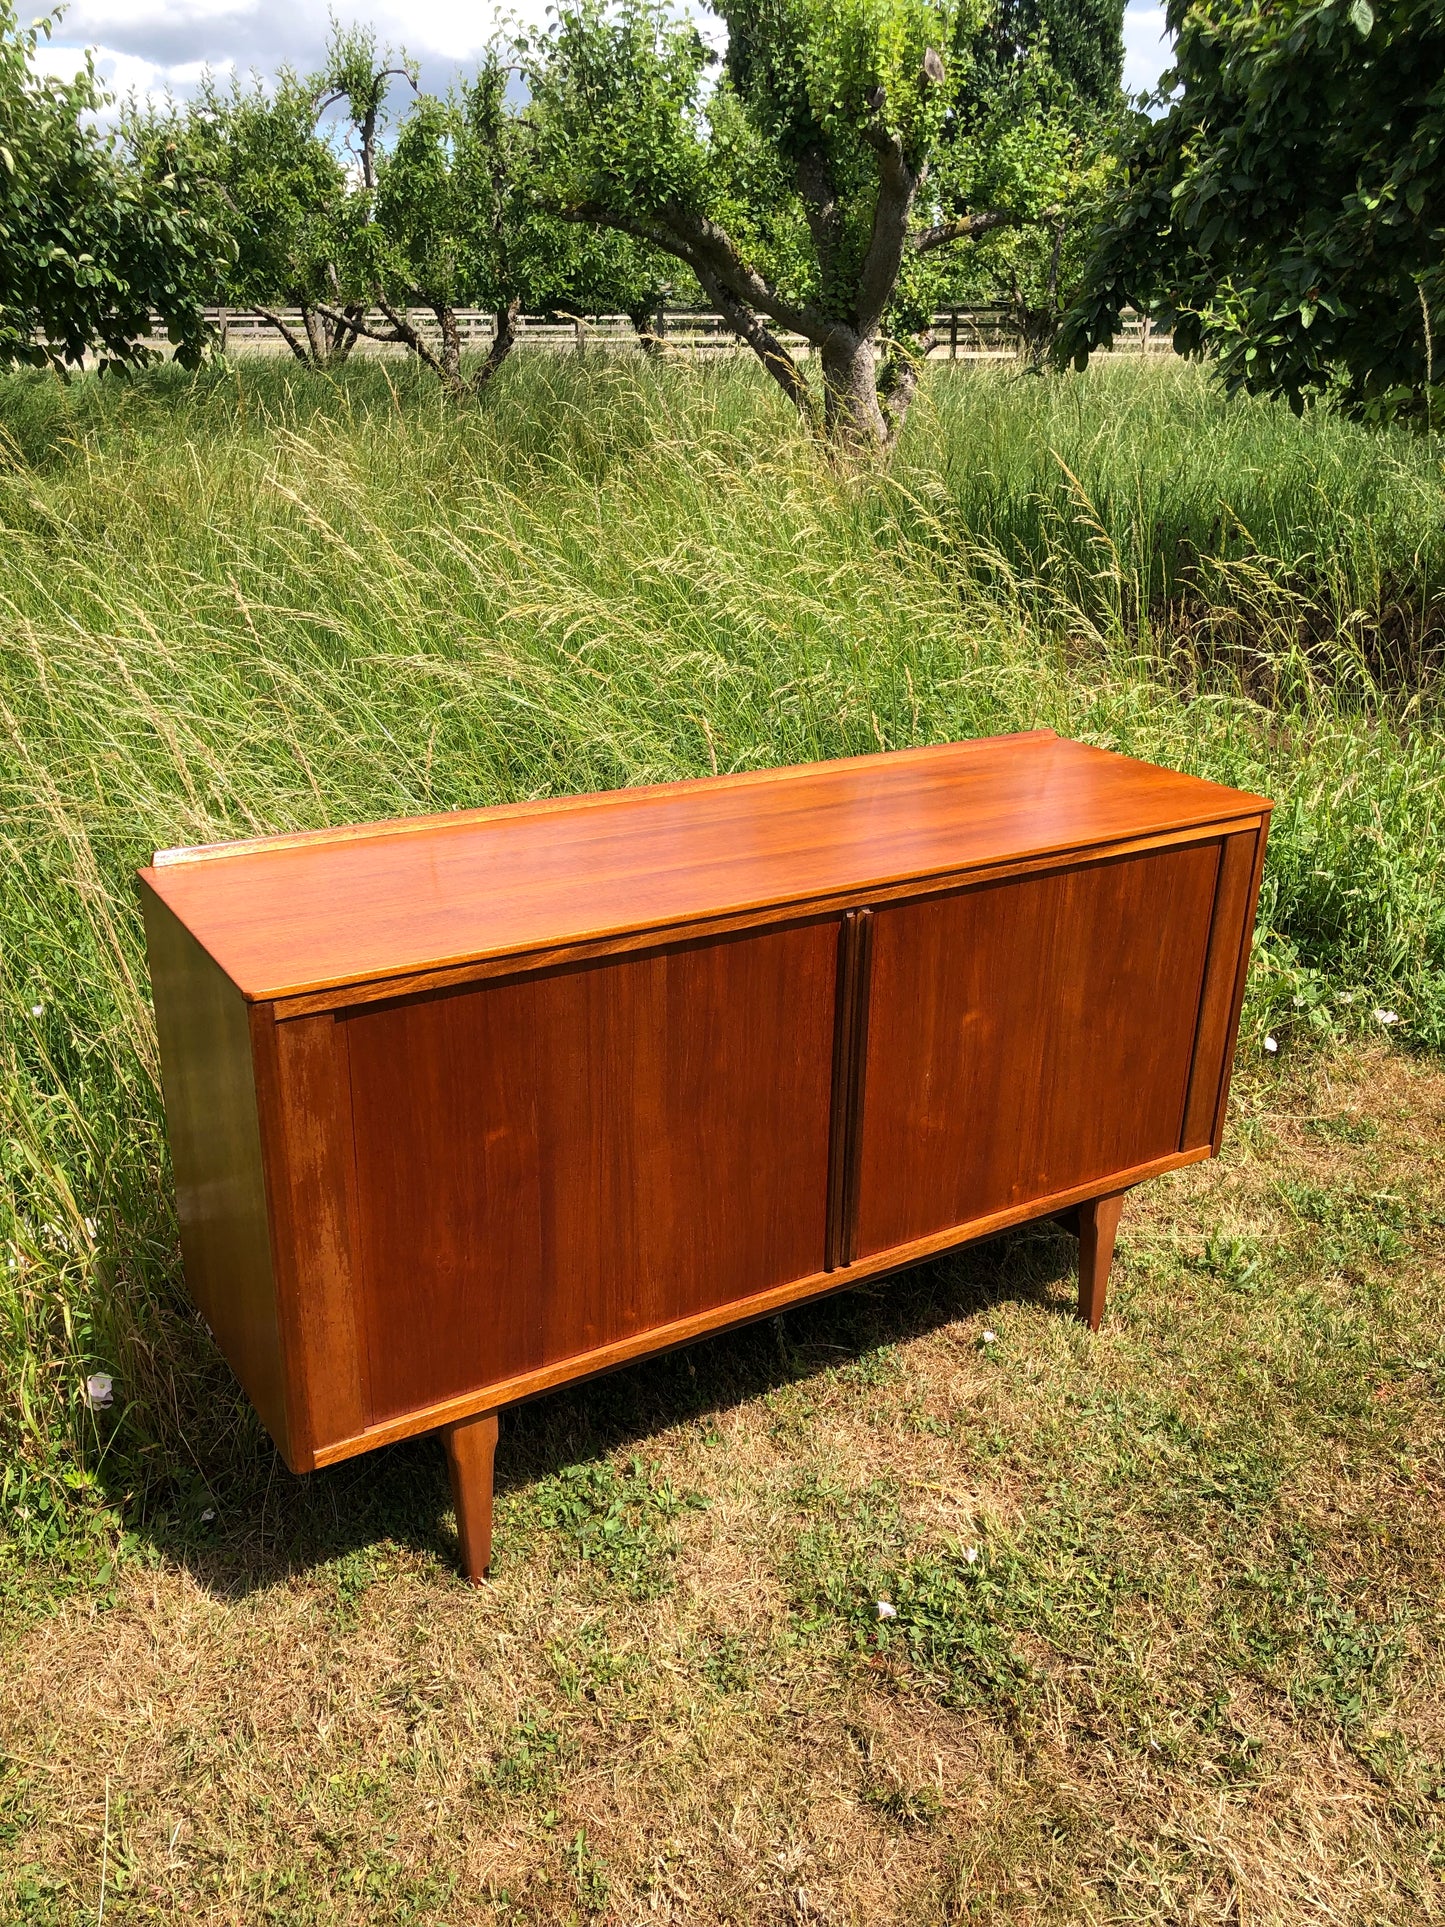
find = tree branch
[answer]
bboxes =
[795,145,841,288]
[681,207,830,343]
[690,259,817,424]
[564,198,830,345]
[330,305,365,364]
[313,299,410,346]
[374,296,455,388]
[473,297,520,392]
[252,305,313,366]
[854,130,920,339]
[877,329,936,445]
[559,203,822,418]
[911,208,1021,253]
[313,298,456,390]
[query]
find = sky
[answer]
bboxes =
[1121,5,1171,98]
[34,0,1176,109]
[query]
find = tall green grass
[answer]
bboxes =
[1,351,1442,1548]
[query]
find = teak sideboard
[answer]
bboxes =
[139,732,1271,1581]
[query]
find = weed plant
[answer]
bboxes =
[0,350,1441,1555]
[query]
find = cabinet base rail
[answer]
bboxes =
[436,1188,1129,1584]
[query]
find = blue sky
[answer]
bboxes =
[34,0,1174,108]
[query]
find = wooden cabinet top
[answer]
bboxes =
[138,730,1270,1004]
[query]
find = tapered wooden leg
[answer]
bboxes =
[442,1410,499,1584]
[1077,1192,1126,1331]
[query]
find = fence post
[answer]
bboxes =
[950,309,958,360]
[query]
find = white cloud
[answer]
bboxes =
[32,39,220,113]
[39,0,532,104]
[40,0,1178,115]
[1123,2,1173,100]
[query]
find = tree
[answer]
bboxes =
[0,6,219,372]
[134,71,360,368]
[127,25,422,369]
[986,0,1125,110]
[936,148,1115,366]
[314,22,417,196]
[936,0,1124,364]
[323,56,677,396]
[525,0,1078,449]
[324,74,514,397]
[294,24,419,366]
[1058,0,1445,427]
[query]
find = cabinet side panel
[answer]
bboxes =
[252,1011,367,1462]
[855,842,1220,1258]
[139,882,291,1464]
[346,919,838,1423]
[1180,827,1264,1151]
[1210,819,1269,1154]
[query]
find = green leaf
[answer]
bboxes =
[1348,0,1374,35]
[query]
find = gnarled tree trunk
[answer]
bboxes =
[565,183,1020,457]
[820,333,890,450]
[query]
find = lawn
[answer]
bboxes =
[1,352,1442,1921]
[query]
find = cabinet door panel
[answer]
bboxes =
[854,844,1220,1258]
[345,920,838,1422]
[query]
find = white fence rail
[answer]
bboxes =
[145,306,1168,361]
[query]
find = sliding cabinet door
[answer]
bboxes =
[852,842,1224,1260]
[343,919,839,1422]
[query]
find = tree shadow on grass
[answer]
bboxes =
[112,1215,1083,1603]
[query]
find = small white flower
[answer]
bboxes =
[1373,1008,1399,1026]
[1263,1035,1278,1053]
[1338,991,1356,1005]
[201,1507,216,1523]
[29,1004,43,1018]
[83,1372,113,1411]
[875,1599,897,1620]
[982,1330,997,1345]
[964,1545,979,1565]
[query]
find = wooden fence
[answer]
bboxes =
[156,305,1168,361]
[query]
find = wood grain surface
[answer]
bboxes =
[138,734,1271,1004]
[852,843,1222,1259]
[344,920,838,1422]
[250,1010,368,1465]
[308,1141,1212,1469]
[138,883,291,1461]
[1180,828,1266,1151]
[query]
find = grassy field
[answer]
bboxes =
[1,352,1443,1920]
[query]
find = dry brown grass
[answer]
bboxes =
[3,1043,1443,1924]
